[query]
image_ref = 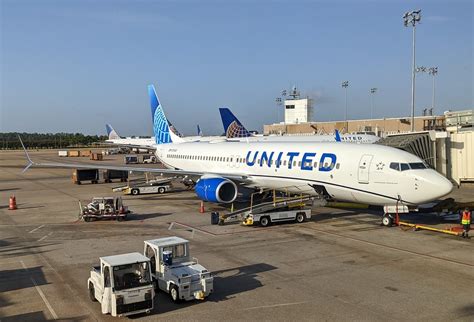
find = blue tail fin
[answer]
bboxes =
[219,108,252,138]
[105,124,120,140]
[197,125,203,136]
[335,129,341,142]
[147,84,183,144]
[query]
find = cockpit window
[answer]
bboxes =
[409,162,427,169]
[400,163,410,171]
[389,162,400,171]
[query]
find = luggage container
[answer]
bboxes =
[68,150,80,157]
[80,150,91,157]
[124,155,139,164]
[58,150,68,157]
[72,169,99,184]
[103,170,128,183]
[90,152,103,161]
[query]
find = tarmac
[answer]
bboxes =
[0,150,473,321]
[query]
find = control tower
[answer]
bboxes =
[284,86,313,124]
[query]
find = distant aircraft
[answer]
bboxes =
[105,123,155,148]
[219,108,380,143]
[22,84,453,227]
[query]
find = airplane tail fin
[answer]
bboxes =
[197,125,203,136]
[105,124,120,140]
[335,129,342,142]
[147,84,184,144]
[219,107,252,138]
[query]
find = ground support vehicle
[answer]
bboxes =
[243,207,311,227]
[143,237,213,302]
[88,253,154,317]
[217,194,314,226]
[126,180,172,196]
[79,197,130,222]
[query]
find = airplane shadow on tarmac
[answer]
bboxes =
[127,212,173,221]
[0,266,48,293]
[131,263,278,317]
[0,311,90,322]
[0,239,56,259]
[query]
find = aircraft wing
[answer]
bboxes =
[19,138,252,184]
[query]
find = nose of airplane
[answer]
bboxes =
[418,170,453,202]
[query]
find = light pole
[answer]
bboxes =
[275,97,282,123]
[341,81,349,123]
[370,87,377,119]
[404,9,421,132]
[428,67,438,112]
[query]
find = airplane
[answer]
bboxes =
[105,123,155,148]
[21,84,453,227]
[219,108,381,143]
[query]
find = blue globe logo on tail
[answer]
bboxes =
[219,107,252,138]
[148,85,172,144]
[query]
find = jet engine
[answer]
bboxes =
[194,177,238,203]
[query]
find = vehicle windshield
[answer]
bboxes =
[112,262,152,291]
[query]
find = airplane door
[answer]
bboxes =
[358,155,373,184]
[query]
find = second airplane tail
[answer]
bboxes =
[105,124,120,140]
[219,108,252,138]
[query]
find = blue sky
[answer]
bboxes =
[1,0,472,136]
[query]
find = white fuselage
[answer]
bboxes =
[155,141,452,206]
[107,134,379,147]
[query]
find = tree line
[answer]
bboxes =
[0,132,108,149]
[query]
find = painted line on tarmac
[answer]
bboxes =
[20,260,59,319]
[37,232,53,242]
[29,224,45,233]
[170,222,215,236]
[243,300,308,311]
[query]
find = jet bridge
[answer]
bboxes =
[377,131,436,168]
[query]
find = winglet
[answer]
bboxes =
[18,135,34,173]
[335,130,341,142]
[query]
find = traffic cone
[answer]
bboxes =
[199,201,205,213]
[9,195,17,210]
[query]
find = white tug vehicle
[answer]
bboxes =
[88,253,154,317]
[144,237,213,302]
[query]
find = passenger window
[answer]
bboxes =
[336,163,340,169]
[314,162,318,168]
[284,160,287,166]
[389,162,400,171]
[298,161,301,167]
[400,163,410,171]
[293,161,296,167]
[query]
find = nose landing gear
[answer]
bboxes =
[381,214,394,227]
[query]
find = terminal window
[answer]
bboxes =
[285,105,295,109]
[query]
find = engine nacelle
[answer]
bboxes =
[195,177,238,203]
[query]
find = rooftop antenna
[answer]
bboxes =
[288,86,300,99]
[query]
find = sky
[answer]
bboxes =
[0,0,472,136]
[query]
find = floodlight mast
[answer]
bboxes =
[428,67,438,111]
[370,87,377,119]
[341,81,349,122]
[404,9,422,132]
